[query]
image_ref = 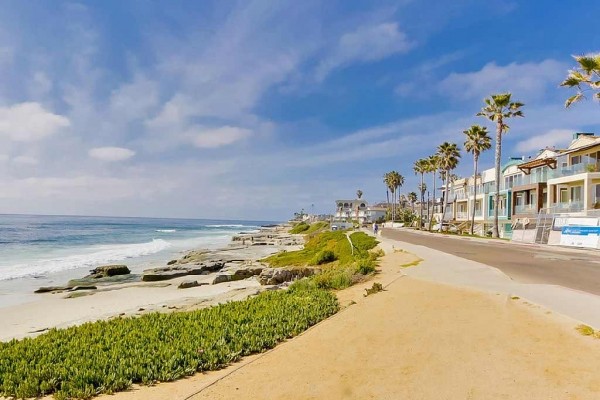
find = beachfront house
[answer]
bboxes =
[334,199,368,224]
[546,133,600,213]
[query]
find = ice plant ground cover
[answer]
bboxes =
[0,285,338,399]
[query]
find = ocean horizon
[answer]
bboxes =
[0,214,278,307]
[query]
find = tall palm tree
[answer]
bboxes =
[561,53,600,107]
[426,155,440,231]
[356,189,363,199]
[477,93,524,238]
[413,159,428,229]
[464,125,491,235]
[407,192,417,212]
[389,171,404,221]
[383,172,392,220]
[437,142,461,232]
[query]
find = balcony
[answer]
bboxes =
[489,209,508,218]
[514,204,537,214]
[551,201,584,213]
[456,211,468,220]
[551,162,600,179]
[517,174,548,185]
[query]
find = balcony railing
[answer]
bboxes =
[514,204,537,214]
[456,211,468,219]
[550,201,584,212]
[517,174,548,186]
[551,162,600,179]
[489,209,508,217]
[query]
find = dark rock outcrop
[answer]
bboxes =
[142,261,225,282]
[258,268,318,285]
[177,280,208,289]
[86,265,130,279]
[34,286,71,294]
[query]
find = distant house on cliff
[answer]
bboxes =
[333,200,385,224]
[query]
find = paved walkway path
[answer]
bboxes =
[381,228,600,329]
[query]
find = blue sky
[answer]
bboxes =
[0,0,599,220]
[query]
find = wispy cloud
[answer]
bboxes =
[89,147,136,162]
[316,22,414,82]
[439,59,567,101]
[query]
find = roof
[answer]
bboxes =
[501,158,524,173]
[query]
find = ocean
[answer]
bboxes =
[0,214,274,307]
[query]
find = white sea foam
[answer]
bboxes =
[155,229,177,233]
[206,224,249,228]
[0,239,172,281]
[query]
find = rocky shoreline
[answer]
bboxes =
[2,224,317,341]
[34,224,307,296]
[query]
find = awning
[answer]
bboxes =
[517,158,557,175]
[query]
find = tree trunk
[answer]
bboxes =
[470,155,478,235]
[429,172,436,231]
[439,169,449,232]
[419,173,424,229]
[492,118,502,238]
[386,189,390,221]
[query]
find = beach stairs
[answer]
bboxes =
[452,220,485,236]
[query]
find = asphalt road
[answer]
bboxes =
[382,228,600,296]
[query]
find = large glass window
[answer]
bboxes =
[571,155,582,165]
[570,186,582,202]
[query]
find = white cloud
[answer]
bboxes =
[0,102,70,141]
[89,147,136,162]
[11,155,39,165]
[515,129,575,153]
[316,22,414,81]
[439,59,566,100]
[189,126,253,149]
[110,75,159,120]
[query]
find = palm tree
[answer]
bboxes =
[426,155,440,231]
[437,142,461,232]
[356,189,363,199]
[389,171,404,221]
[383,173,392,220]
[407,192,417,211]
[413,159,428,229]
[561,53,600,107]
[464,125,491,235]
[477,93,524,238]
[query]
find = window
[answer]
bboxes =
[572,155,582,165]
[595,185,600,204]
[560,188,568,203]
[570,186,582,203]
[515,193,524,206]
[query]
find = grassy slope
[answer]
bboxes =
[0,287,338,400]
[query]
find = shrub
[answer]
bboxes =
[312,250,336,265]
[0,287,338,399]
[289,222,310,234]
[356,260,376,275]
[364,282,384,296]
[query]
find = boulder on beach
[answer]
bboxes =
[34,286,71,294]
[142,261,226,282]
[177,280,208,289]
[86,265,130,279]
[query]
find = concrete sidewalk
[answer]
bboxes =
[374,229,600,329]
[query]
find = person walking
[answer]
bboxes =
[373,223,379,236]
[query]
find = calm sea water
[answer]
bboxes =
[0,214,275,307]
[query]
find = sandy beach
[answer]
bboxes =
[90,234,600,400]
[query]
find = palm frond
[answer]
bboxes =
[565,92,584,108]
